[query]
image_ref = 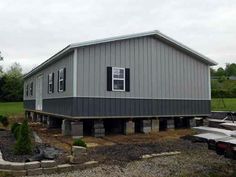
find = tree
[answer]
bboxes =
[215,67,225,77]
[14,119,32,155]
[225,63,236,77]
[1,63,23,101]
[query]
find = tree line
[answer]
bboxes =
[0,63,23,102]
[211,63,236,98]
[211,63,236,79]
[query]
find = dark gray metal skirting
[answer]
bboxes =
[24,100,35,110]
[74,97,210,117]
[24,97,211,117]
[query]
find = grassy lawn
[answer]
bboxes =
[211,98,236,111]
[0,102,24,116]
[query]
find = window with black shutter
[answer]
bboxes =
[26,84,29,96]
[107,67,130,92]
[58,68,66,92]
[30,82,33,96]
[48,73,54,93]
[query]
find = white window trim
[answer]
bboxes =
[58,69,64,92]
[48,73,53,93]
[112,67,125,91]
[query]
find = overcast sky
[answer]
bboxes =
[0,0,236,73]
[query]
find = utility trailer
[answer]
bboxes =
[216,139,236,158]
[193,133,233,150]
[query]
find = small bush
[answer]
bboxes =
[73,139,87,148]
[13,124,21,139]
[14,119,32,155]
[11,122,21,139]
[0,115,9,127]
[11,122,20,133]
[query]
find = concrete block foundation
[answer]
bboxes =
[124,120,135,135]
[167,118,175,130]
[93,120,105,137]
[71,121,83,137]
[62,119,71,136]
[140,119,152,134]
[151,118,159,132]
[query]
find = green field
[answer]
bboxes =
[0,102,24,116]
[0,99,235,117]
[211,98,236,111]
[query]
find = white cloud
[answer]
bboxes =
[0,0,236,73]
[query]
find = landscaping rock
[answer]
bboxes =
[40,160,56,168]
[27,168,43,176]
[57,164,72,173]
[9,162,25,170]
[43,147,60,160]
[43,167,58,174]
[12,170,27,177]
[72,146,87,157]
[25,161,40,169]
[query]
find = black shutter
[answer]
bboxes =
[57,70,59,92]
[63,68,66,91]
[47,74,49,93]
[52,73,54,93]
[125,68,130,92]
[107,67,112,91]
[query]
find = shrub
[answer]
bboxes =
[11,123,21,139]
[0,115,9,127]
[14,119,32,155]
[11,122,20,133]
[73,139,87,148]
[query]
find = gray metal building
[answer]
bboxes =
[23,30,217,136]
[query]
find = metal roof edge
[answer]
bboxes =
[24,30,217,79]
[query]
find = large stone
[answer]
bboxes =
[62,119,71,136]
[71,121,83,137]
[167,118,175,130]
[72,146,87,157]
[151,119,159,132]
[124,120,135,135]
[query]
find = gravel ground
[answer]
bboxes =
[29,138,236,177]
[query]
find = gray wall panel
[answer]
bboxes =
[76,36,210,100]
[24,52,74,101]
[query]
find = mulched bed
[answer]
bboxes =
[0,129,65,163]
[74,138,207,166]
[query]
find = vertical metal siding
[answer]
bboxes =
[76,36,210,100]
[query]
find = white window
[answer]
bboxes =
[48,73,53,93]
[59,69,64,92]
[112,67,125,91]
[30,82,33,96]
[26,84,29,96]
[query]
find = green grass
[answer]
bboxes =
[212,98,236,111]
[0,102,24,116]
